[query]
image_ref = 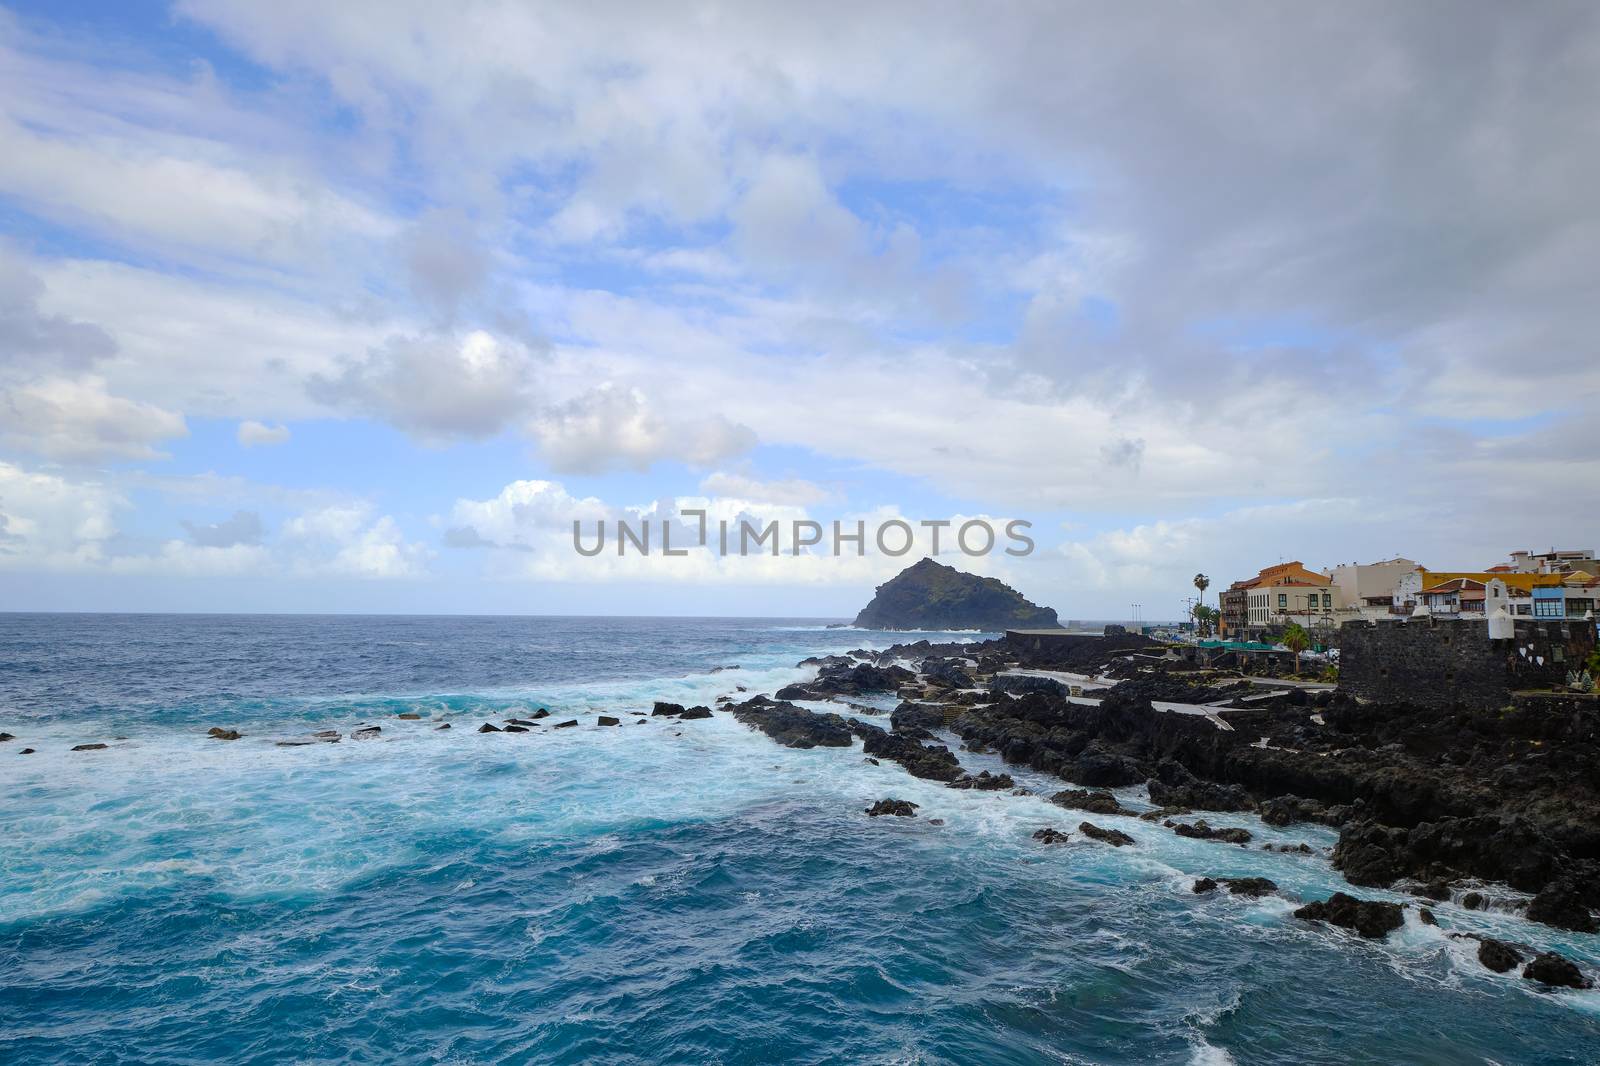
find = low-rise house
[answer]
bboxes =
[1418,577,1487,617]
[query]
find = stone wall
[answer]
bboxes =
[1337,618,1596,710]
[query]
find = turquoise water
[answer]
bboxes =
[3,614,1600,1064]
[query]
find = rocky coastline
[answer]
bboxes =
[714,631,1600,989]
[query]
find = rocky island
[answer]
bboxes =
[852,557,1061,631]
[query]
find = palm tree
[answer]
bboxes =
[1192,573,1210,633]
[1281,622,1310,676]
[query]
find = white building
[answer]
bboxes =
[1329,557,1418,623]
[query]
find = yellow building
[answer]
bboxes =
[1234,561,1336,632]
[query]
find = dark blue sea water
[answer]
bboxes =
[3,614,1600,1065]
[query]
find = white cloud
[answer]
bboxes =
[0,242,116,373]
[1,376,187,461]
[0,460,122,569]
[281,503,430,578]
[527,383,755,474]
[444,479,612,551]
[0,85,393,269]
[33,256,397,421]
[237,420,291,447]
[698,471,834,507]
[309,329,541,441]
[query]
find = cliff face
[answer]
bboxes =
[852,558,1060,631]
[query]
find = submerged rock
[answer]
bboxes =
[351,726,381,739]
[396,712,422,720]
[71,743,107,752]
[18,748,34,754]
[478,723,502,733]
[1078,822,1135,847]
[1033,827,1071,844]
[596,716,620,727]
[503,725,529,733]
[949,770,1014,791]
[0,733,14,742]
[553,720,579,729]
[435,723,451,731]
[865,798,919,817]
[1477,938,1523,973]
[206,727,242,741]
[1523,952,1592,989]
[677,705,714,720]
[1192,876,1277,897]
[1170,820,1253,845]
[1049,788,1132,816]
[1293,892,1404,939]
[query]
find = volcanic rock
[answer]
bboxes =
[1170,820,1253,845]
[852,720,964,780]
[866,799,919,817]
[852,557,1059,630]
[1523,952,1591,989]
[1049,788,1132,816]
[1525,879,1598,933]
[1477,938,1523,973]
[731,696,854,749]
[949,770,1014,791]
[1078,821,1135,847]
[1293,892,1404,939]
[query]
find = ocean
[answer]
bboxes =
[2,613,1599,1065]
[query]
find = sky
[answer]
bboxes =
[1,1,1597,619]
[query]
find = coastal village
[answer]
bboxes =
[1168,548,1600,706]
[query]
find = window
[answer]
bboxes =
[1278,593,1287,609]
[1322,593,1332,608]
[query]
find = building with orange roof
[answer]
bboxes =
[1217,561,1335,638]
